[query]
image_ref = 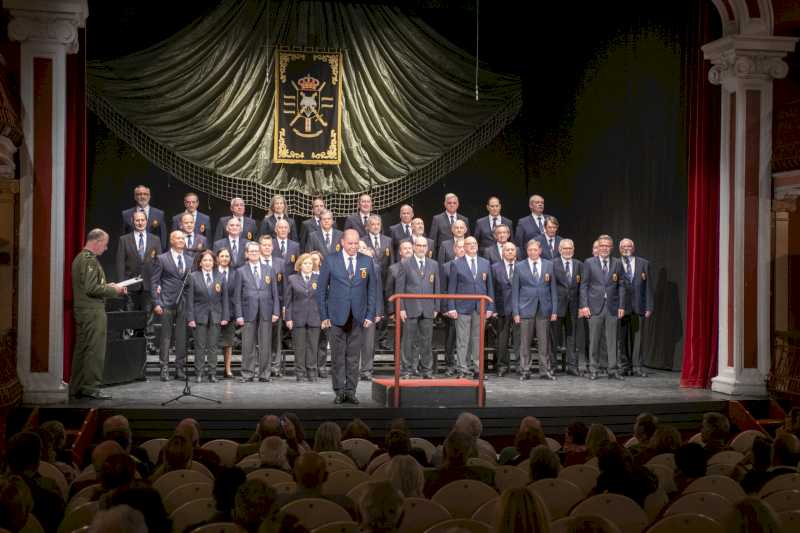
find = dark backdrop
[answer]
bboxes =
[87,0,709,370]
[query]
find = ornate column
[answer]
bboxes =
[773,182,800,333]
[703,35,798,396]
[4,0,87,403]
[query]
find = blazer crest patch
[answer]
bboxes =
[151,219,159,228]
[360,267,368,279]
[641,272,647,281]
[277,272,283,282]
[214,282,222,293]
[575,274,581,283]
[150,249,157,258]
[384,247,390,257]
[199,223,206,233]
[290,255,296,263]
[265,275,271,284]
[429,273,435,283]
[482,272,487,281]
[335,243,341,252]
[427,250,433,258]
[612,272,618,282]
[311,281,317,290]
[247,231,253,240]
[544,273,550,283]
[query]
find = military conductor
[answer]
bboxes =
[317,229,377,405]
[70,229,126,400]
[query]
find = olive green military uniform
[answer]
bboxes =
[70,249,118,397]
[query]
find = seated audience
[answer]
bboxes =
[736,435,773,494]
[562,420,589,466]
[359,481,405,533]
[388,455,425,497]
[770,433,800,475]
[283,412,312,453]
[256,436,292,472]
[237,415,285,461]
[109,485,171,533]
[149,434,192,482]
[674,442,706,495]
[586,424,612,459]
[342,418,372,440]
[0,474,33,533]
[701,412,732,459]
[722,496,783,533]
[423,430,495,497]
[495,487,550,533]
[89,504,148,533]
[102,415,151,478]
[503,426,546,466]
[210,466,247,523]
[6,431,65,532]
[628,412,658,462]
[594,442,657,508]
[234,478,278,533]
[70,440,126,498]
[92,452,137,505]
[499,417,543,464]
[313,421,346,455]
[275,452,357,519]
[529,445,560,481]
[175,417,221,473]
[634,425,681,466]
[38,420,79,484]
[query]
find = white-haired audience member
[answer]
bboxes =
[89,504,148,533]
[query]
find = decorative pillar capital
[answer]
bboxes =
[703,35,798,86]
[3,0,88,54]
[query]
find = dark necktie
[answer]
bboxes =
[222,270,227,284]
[362,215,368,226]
[566,261,572,281]
[324,232,331,248]
[177,254,184,275]
[624,257,633,281]
[602,259,609,275]
[280,240,286,255]
[470,257,477,278]
[231,240,237,261]
[137,233,144,259]
[508,263,514,280]
[532,261,539,282]
[549,238,554,254]
[449,215,455,226]
[418,260,424,275]
[187,234,193,248]
[492,217,497,231]
[537,217,544,232]
[304,275,310,288]
[404,224,410,237]
[205,272,212,293]
[348,256,355,278]
[253,265,261,288]
[373,235,379,250]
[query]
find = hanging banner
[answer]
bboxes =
[273,49,343,165]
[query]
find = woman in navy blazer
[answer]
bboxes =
[216,248,238,378]
[186,250,230,382]
[285,253,322,382]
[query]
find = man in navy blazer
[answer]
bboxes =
[512,239,558,380]
[514,194,549,249]
[482,224,521,265]
[491,242,520,377]
[551,239,585,376]
[299,196,330,249]
[214,197,259,242]
[429,193,470,256]
[618,238,653,377]
[439,238,464,376]
[306,210,343,256]
[342,193,374,238]
[388,204,415,255]
[317,229,378,404]
[259,236,287,377]
[212,218,249,268]
[151,231,190,381]
[535,217,563,262]
[272,220,302,276]
[579,235,626,380]
[396,237,440,379]
[437,219,468,266]
[171,192,211,239]
[179,213,208,264]
[121,185,167,251]
[399,218,435,259]
[447,236,494,379]
[235,242,280,383]
[474,196,513,250]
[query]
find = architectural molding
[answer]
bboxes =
[704,36,798,86]
[4,0,87,54]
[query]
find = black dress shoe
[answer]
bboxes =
[609,373,625,381]
[208,375,218,383]
[347,393,360,405]
[259,377,272,383]
[334,394,345,404]
[238,377,253,383]
[566,368,581,377]
[588,372,598,380]
[160,371,171,382]
[519,373,531,381]
[82,390,112,400]
[422,374,433,379]
[632,369,649,377]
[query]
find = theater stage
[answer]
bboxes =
[40,369,750,443]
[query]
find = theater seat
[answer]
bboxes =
[190,522,242,533]
[322,469,370,496]
[153,469,213,498]
[494,465,528,492]
[664,491,733,522]
[759,473,800,498]
[163,481,214,514]
[471,497,499,526]
[399,498,452,533]
[310,521,360,533]
[169,497,216,533]
[341,438,378,469]
[763,489,800,513]
[683,475,746,504]
[281,498,351,530]
[729,430,765,454]
[201,439,239,467]
[646,513,723,533]
[319,451,358,469]
[140,438,168,464]
[422,518,492,533]
[57,501,99,533]
[431,480,497,519]
[528,478,583,520]
[558,464,599,496]
[410,438,436,463]
[246,468,293,486]
[570,494,648,533]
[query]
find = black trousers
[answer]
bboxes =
[619,313,646,371]
[494,314,519,372]
[329,315,363,394]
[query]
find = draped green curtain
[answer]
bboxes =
[87,0,521,215]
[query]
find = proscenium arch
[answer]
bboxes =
[709,0,774,36]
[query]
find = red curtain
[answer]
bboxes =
[681,3,721,388]
[63,28,87,381]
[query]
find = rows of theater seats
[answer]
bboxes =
[2,410,800,532]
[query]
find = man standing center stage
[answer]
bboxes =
[152,231,190,381]
[71,229,127,400]
[579,234,626,381]
[235,242,280,382]
[317,229,377,405]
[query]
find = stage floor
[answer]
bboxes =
[63,369,728,410]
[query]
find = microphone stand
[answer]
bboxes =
[163,264,221,405]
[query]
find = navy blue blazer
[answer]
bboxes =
[234,262,280,322]
[429,212,469,255]
[343,213,371,238]
[284,273,322,327]
[396,256,440,318]
[171,211,211,239]
[535,234,562,261]
[260,214,299,242]
[512,258,558,318]
[482,242,522,265]
[579,256,626,316]
[389,222,413,253]
[212,237,249,268]
[214,215,258,242]
[261,256,286,305]
[620,256,653,316]
[474,215,513,250]
[185,270,229,325]
[399,236,435,259]
[122,206,167,251]
[151,252,190,308]
[553,257,583,318]
[272,239,301,272]
[447,255,495,314]
[362,234,394,274]
[116,232,161,291]
[491,261,515,317]
[306,228,343,256]
[183,233,208,264]
[300,216,335,249]
[316,252,377,326]
[217,267,238,320]
[514,213,550,249]
[437,239,458,266]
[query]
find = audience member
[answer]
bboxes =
[0,474,33,532]
[237,415,284,461]
[102,415,151,478]
[634,425,681,466]
[38,420,79,484]
[499,417,542,464]
[495,487,550,533]
[89,504,148,533]
[586,424,612,459]
[313,421,344,453]
[70,440,126,498]
[674,442,706,494]
[210,466,247,522]
[149,434,192,482]
[175,417,221,473]
[701,412,731,459]
[594,442,657,507]
[628,413,657,461]
[359,481,405,533]
[234,478,278,533]
[563,420,589,466]
[343,418,372,440]
[6,431,65,532]
[737,435,773,494]
[771,433,800,474]
[92,452,137,504]
[387,455,425,497]
[256,436,292,472]
[283,412,312,453]
[423,430,495,497]
[722,497,783,533]
[529,445,560,481]
[108,485,172,533]
[504,426,546,466]
[276,452,357,519]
